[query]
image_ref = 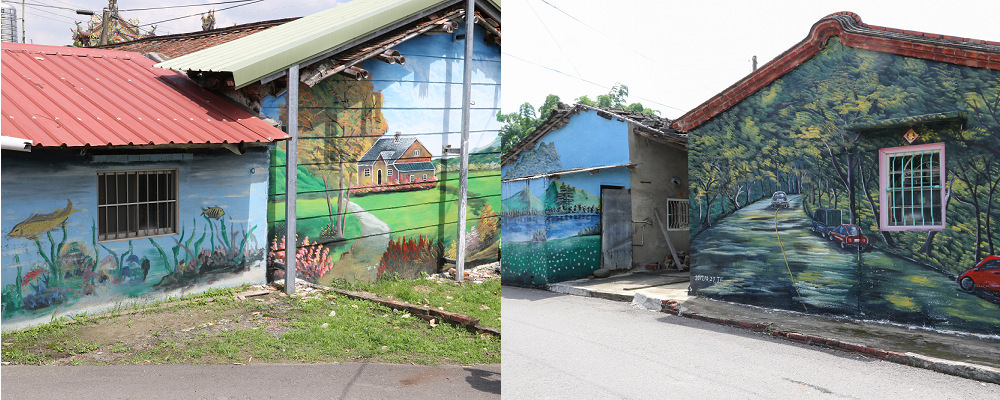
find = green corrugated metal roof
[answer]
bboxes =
[156,0,499,88]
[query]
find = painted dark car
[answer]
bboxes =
[957,255,1000,293]
[827,224,868,250]
[770,191,789,209]
[811,208,842,238]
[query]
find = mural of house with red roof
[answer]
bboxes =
[356,132,436,188]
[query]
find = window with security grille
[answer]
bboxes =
[97,169,177,241]
[879,142,945,231]
[666,198,689,231]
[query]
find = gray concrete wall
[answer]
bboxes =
[628,126,689,268]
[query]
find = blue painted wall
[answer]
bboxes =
[1,148,270,330]
[501,109,631,286]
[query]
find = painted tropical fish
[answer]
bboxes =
[201,206,225,219]
[7,199,81,239]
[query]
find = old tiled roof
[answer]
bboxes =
[672,12,1000,132]
[358,137,418,166]
[1,43,289,148]
[155,0,501,89]
[502,103,686,166]
[100,18,296,59]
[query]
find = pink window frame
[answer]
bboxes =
[878,142,946,231]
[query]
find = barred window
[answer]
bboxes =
[879,142,945,231]
[666,198,689,231]
[364,168,371,177]
[97,169,177,241]
[388,168,394,177]
[422,174,428,181]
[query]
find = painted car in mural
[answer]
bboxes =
[810,208,842,238]
[957,256,1000,294]
[827,224,869,251]
[769,191,789,209]
[262,23,501,284]
[688,33,1000,335]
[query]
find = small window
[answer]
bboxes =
[879,142,945,231]
[414,149,421,156]
[422,174,428,181]
[98,169,177,241]
[409,175,415,182]
[666,198,689,231]
[364,168,370,177]
[388,168,393,177]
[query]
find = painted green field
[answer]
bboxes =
[351,170,500,240]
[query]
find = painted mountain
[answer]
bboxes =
[543,181,599,212]
[501,186,543,214]
[503,141,562,179]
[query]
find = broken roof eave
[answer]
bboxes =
[501,163,635,183]
[502,104,682,166]
[155,0,499,89]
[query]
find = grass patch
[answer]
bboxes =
[1,278,499,366]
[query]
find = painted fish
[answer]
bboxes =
[7,199,81,239]
[201,206,225,219]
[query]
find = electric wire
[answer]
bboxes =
[503,51,685,112]
[138,0,264,27]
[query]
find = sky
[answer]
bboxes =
[11,0,344,46]
[503,0,1000,119]
[10,0,1000,120]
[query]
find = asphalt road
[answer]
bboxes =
[1,362,500,400]
[501,286,1000,399]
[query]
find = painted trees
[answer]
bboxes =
[689,38,1000,273]
[285,75,388,240]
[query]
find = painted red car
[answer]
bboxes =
[957,255,1000,293]
[827,224,869,250]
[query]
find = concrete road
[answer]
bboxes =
[1,362,499,400]
[502,286,999,399]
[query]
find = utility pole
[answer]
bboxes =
[455,0,476,283]
[285,65,300,294]
[20,0,24,43]
[99,7,110,45]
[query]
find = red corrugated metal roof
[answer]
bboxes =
[1,43,289,148]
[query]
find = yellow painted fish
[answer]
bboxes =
[201,206,225,219]
[7,199,81,239]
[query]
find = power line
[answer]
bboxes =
[535,0,658,65]
[525,0,581,78]
[23,5,78,23]
[138,0,265,27]
[120,0,259,12]
[502,51,685,112]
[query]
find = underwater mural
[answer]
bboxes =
[500,108,633,286]
[2,149,270,329]
[262,23,501,283]
[687,38,1000,335]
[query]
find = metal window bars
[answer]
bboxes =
[97,169,178,241]
[666,198,690,230]
[886,149,942,227]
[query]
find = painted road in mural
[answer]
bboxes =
[319,201,390,283]
[693,195,1000,334]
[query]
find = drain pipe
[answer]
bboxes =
[285,64,299,294]
[454,0,476,283]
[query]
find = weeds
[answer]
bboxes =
[1,278,500,366]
